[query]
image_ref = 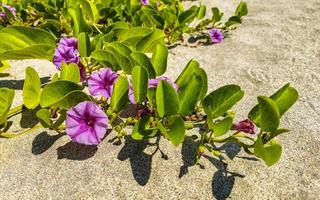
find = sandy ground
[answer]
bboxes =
[0,0,320,199]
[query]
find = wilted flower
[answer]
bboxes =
[148,76,179,91]
[232,119,255,134]
[88,68,118,98]
[141,0,149,5]
[53,37,80,69]
[66,101,109,145]
[209,28,224,44]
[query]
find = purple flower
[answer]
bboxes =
[2,4,16,15]
[137,107,153,117]
[66,101,109,145]
[0,4,16,21]
[148,76,179,91]
[232,119,255,134]
[209,29,224,44]
[88,68,118,98]
[128,81,135,104]
[141,0,149,5]
[53,37,80,69]
[0,12,6,20]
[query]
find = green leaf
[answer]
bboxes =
[147,88,156,108]
[90,50,118,70]
[212,117,233,137]
[106,43,133,74]
[78,32,91,57]
[167,115,185,147]
[60,62,80,83]
[68,6,92,37]
[130,52,156,78]
[175,60,200,88]
[257,96,280,132]
[0,61,10,73]
[0,26,56,60]
[0,88,14,125]
[40,80,83,108]
[54,90,90,109]
[178,5,198,24]
[202,85,244,119]
[225,16,242,27]
[178,74,203,116]
[132,66,149,103]
[23,67,41,109]
[136,29,165,52]
[196,67,208,100]
[131,115,158,140]
[212,7,224,23]
[254,134,282,166]
[36,109,52,128]
[110,76,129,112]
[151,43,168,76]
[249,84,298,126]
[197,5,206,19]
[235,2,248,17]
[156,80,180,117]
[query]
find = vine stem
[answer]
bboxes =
[7,105,24,118]
[0,123,42,138]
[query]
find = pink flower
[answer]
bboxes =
[53,37,80,69]
[66,101,109,145]
[141,0,149,5]
[148,76,179,91]
[88,68,118,98]
[232,119,255,134]
[209,29,224,44]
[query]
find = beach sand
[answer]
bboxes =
[0,0,319,199]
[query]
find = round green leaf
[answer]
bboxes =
[40,80,82,108]
[202,85,244,119]
[151,43,168,76]
[78,32,91,57]
[254,134,282,167]
[0,88,14,125]
[249,83,298,126]
[156,80,180,117]
[110,76,129,112]
[258,96,280,132]
[60,63,80,83]
[178,74,203,116]
[23,66,41,109]
[167,115,185,147]
[0,26,56,60]
[132,66,148,103]
[130,52,156,78]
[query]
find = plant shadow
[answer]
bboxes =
[32,131,65,155]
[179,136,257,200]
[0,77,50,90]
[117,136,168,186]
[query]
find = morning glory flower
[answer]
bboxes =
[88,68,118,98]
[0,4,16,21]
[141,0,149,5]
[209,28,224,44]
[53,37,80,69]
[128,81,135,104]
[232,119,255,134]
[66,101,109,145]
[148,76,179,91]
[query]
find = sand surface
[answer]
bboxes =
[0,0,320,199]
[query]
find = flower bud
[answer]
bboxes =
[232,119,255,134]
